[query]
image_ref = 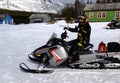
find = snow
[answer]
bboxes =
[0,21,120,83]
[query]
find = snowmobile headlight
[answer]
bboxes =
[36,54,41,57]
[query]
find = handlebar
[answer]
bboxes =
[61,30,69,40]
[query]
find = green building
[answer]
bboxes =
[84,3,120,22]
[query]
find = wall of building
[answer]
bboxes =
[85,11,115,22]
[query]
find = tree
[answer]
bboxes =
[65,4,72,26]
[106,0,111,3]
[112,0,118,2]
[61,0,85,21]
[74,0,80,19]
[90,1,93,4]
[101,0,106,3]
[96,0,101,4]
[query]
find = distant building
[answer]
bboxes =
[84,3,120,22]
[29,14,52,23]
[0,14,14,24]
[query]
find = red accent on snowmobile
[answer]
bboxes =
[49,48,64,62]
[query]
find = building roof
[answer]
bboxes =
[84,3,120,11]
[0,14,5,20]
[29,14,49,19]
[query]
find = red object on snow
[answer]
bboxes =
[98,41,107,53]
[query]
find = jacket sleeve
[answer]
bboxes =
[68,26,78,32]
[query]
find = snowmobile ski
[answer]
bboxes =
[19,63,54,74]
[69,64,120,69]
[69,60,120,69]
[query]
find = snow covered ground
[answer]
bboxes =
[0,21,120,83]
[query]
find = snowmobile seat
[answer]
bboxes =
[107,42,120,52]
[78,44,94,55]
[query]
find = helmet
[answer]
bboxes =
[78,15,88,25]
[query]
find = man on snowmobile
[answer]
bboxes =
[111,18,119,28]
[64,15,91,64]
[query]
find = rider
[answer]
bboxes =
[64,15,91,64]
[111,18,119,28]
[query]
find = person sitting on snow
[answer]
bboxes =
[64,15,92,64]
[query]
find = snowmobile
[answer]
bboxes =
[107,22,120,29]
[20,30,120,74]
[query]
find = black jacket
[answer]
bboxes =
[111,19,119,27]
[68,22,91,47]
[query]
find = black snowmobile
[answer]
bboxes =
[20,30,120,74]
[107,19,120,29]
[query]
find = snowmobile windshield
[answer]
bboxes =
[46,33,57,46]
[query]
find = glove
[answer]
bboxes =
[64,27,69,30]
[61,31,68,39]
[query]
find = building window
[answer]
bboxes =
[115,11,120,18]
[98,12,101,18]
[97,12,106,18]
[89,12,94,18]
[102,12,106,18]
